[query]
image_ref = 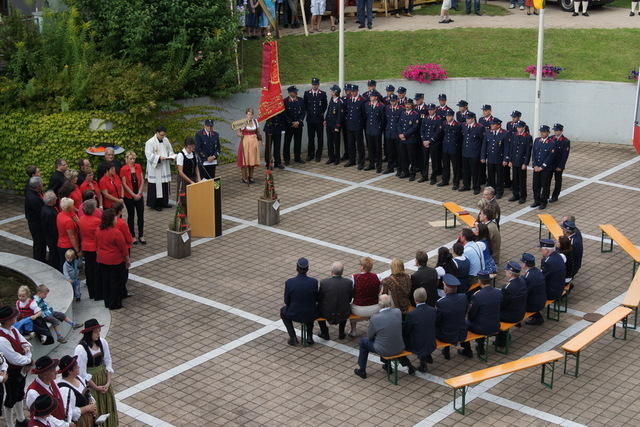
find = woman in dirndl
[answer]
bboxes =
[57,355,98,426]
[74,319,118,427]
[236,108,262,184]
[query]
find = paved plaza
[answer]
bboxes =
[1,140,640,426]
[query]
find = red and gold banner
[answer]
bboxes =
[258,41,285,122]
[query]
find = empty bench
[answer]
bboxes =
[622,269,640,329]
[599,224,640,277]
[538,213,564,240]
[444,350,563,415]
[443,202,476,229]
[561,306,632,377]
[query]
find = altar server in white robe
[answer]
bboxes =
[144,126,176,211]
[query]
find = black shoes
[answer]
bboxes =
[437,182,447,187]
[441,347,451,360]
[275,163,285,169]
[530,202,540,208]
[538,203,547,210]
[409,175,416,182]
[452,185,459,191]
[344,162,355,167]
[354,368,367,379]
[417,176,427,183]
[295,158,305,164]
[364,165,375,171]
[383,168,394,174]
[430,179,437,185]
[496,193,503,199]
[572,12,579,16]
[325,159,334,165]
[583,11,589,16]
[318,332,330,341]
[357,164,365,170]
[398,172,408,179]
[508,196,518,202]
[358,24,365,28]
[457,348,473,358]
[367,23,372,29]
[548,197,558,203]
[458,186,471,192]
[473,189,481,195]
[288,337,299,346]
[518,199,526,204]
[475,343,485,356]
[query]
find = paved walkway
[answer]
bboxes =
[279,1,638,36]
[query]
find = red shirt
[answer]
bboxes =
[352,272,381,306]
[56,210,80,249]
[95,226,128,265]
[78,202,102,219]
[70,186,83,209]
[79,214,101,252]
[119,163,143,199]
[79,179,101,197]
[99,174,123,209]
[116,217,133,248]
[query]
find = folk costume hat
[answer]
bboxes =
[32,356,59,374]
[57,355,78,375]
[31,394,58,418]
[0,306,19,322]
[80,318,104,334]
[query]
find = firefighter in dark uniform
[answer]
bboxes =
[505,110,524,189]
[420,104,443,184]
[435,274,468,360]
[414,93,427,118]
[362,79,382,103]
[459,269,502,358]
[396,99,420,180]
[528,239,565,324]
[283,86,306,164]
[364,92,386,172]
[340,84,352,161]
[263,113,287,169]
[397,86,411,106]
[383,94,402,175]
[440,110,462,189]
[195,119,221,178]
[413,94,428,181]
[324,85,344,165]
[531,125,558,210]
[383,84,395,104]
[481,117,508,198]
[460,112,485,194]
[343,84,366,169]
[521,253,547,325]
[382,85,396,164]
[505,121,532,204]
[436,94,453,119]
[478,104,494,129]
[303,77,328,162]
[495,261,528,347]
[549,123,570,203]
[456,100,469,123]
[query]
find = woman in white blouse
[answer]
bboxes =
[73,319,118,427]
[57,355,97,426]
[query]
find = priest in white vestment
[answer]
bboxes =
[144,126,176,210]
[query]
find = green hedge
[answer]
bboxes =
[0,107,235,192]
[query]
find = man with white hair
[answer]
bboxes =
[527,239,566,324]
[317,262,353,341]
[25,176,46,263]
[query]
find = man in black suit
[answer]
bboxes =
[25,177,46,263]
[495,261,528,347]
[280,258,318,346]
[403,288,436,372]
[47,158,67,195]
[40,191,60,270]
[521,253,547,326]
[317,262,353,341]
[435,274,468,360]
[411,251,438,307]
[303,78,328,161]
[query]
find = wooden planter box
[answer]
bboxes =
[258,198,280,226]
[167,229,192,259]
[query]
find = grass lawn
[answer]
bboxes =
[240,28,640,87]
[413,3,511,15]
[606,0,628,7]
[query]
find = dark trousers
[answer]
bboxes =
[386,137,398,170]
[101,262,126,310]
[406,143,422,176]
[357,0,374,25]
[429,141,443,179]
[326,128,341,162]
[551,169,563,199]
[269,132,283,166]
[486,162,504,195]
[146,182,169,209]
[512,165,527,201]
[3,368,26,409]
[466,0,480,13]
[532,170,553,204]
[341,130,349,160]
[280,307,313,341]
[421,145,431,178]
[84,251,98,300]
[462,156,481,190]
[503,165,512,188]
[318,320,346,337]
[57,246,72,272]
[346,129,365,165]
[358,337,377,370]
[442,151,461,185]
[28,222,46,263]
[200,164,217,180]
[365,133,383,168]
[46,241,60,272]
[284,126,304,162]
[307,122,324,159]
[124,197,144,238]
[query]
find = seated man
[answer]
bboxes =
[522,253,548,325]
[435,274,468,360]
[280,258,319,346]
[354,294,412,379]
[317,261,354,341]
[540,237,566,301]
[562,219,582,280]
[495,261,528,347]
[410,250,439,307]
[403,288,437,372]
[460,269,502,358]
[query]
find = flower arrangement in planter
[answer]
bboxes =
[258,169,280,226]
[628,70,639,81]
[402,63,448,84]
[262,169,278,201]
[167,192,191,258]
[525,65,564,79]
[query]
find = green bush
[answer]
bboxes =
[0,107,235,192]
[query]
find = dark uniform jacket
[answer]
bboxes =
[414,104,428,122]
[436,105,454,119]
[523,267,547,312]
[500,277,528,323]
[410,266,439,307]
[303,89,328,124]
[264,112,287,134]
[364,101,386,136]
[461,123,485,158]
[318,276,354,324]
[40,205,59,247]
[478,115,494,129]
[435,293,468,344]
[362,89,382,103]
[532,137,558,170]
[506,132,532,167]
[456,110,468,124]
[47,170,66,195]
[384,104,403,139]
[397,96,413,106]
[324,97,344,130]
[25,189,44,225]
[282,273,318,322]
[482,128,509,164]
[442,120,463,154]
[467,286,502,336]
[569,233,583,275]
[284,96,306,127]
[420,115,443,143]
[195,129,221,164]
[344,95,366,132]
[541,251,566,300]
[403,303,437,358]
[397,110,420,144]
[551,134,571,170]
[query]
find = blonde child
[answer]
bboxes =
[63,249,82,301]
[14,285,38,340]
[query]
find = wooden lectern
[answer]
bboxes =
[186,178,222,238]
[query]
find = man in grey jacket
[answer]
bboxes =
[354,295,413,379]
[317,262,354,341]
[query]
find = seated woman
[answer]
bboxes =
[435,246,458,290]
[381,258,413,314]
[57,355,97,427]
[474,223,496,274]
[557,235,574,284]
[349,257,381,337]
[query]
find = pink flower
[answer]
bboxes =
[402,63,448,84]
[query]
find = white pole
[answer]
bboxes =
[300,0,309,36]
[338,0,345,89]
[533,8,545,134]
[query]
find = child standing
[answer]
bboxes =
[63,249,82,301]
[34,284,82,343]
[14,285,37,340]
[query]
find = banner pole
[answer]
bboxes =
[533,7,544,135]
[338,0,344,89]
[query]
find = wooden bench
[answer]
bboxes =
[380,350,413,385]
[436,331,491,362]
[561,306,632,377]
[622,269,640,329]
[444,350,563,415]
[537,213,564,241]
[599,224,640,277]
[443,202,476,229]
